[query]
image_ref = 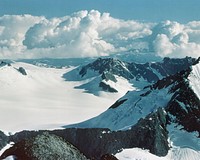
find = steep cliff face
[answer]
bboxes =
[166,58,200,134]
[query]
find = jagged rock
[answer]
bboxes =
[79,58,132,79]
[1,132,87,160]
[166,74,200,134]
[79,57,195,83]
[131,108,169,156]
[109,99,127,109]
[148,57,200,134]
[101,71,117,83]
[99,82,118,93]
[0,131,9,151]
[100,154,118,160]
[63,57,196,93]
[18,67,27,75]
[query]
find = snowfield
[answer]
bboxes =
[0,62,124,133]
[115,147,200,160]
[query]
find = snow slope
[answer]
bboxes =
[115,148,167,160]
[65,85,173,130]
[0,62,122,133]
[115,147,200,160]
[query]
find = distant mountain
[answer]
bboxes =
[0,61,11,67]
[18,58,93,68]
[0,60,27,76]
[63,57,196,95]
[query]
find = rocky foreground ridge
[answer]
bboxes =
[0,107,168,160]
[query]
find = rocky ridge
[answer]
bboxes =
[0,107,168,159]
[63,57,196,93]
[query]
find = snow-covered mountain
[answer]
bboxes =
[63,57,200,159]
[64,58,199,130]
[1,57,200,160]
[63,57,195,95]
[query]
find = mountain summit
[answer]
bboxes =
[63,57,196,95]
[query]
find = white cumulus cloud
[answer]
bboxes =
[151,20,200,58]
[0,15,44,58]
[0,10,200,59]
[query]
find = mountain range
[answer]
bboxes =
[0,56,200,160]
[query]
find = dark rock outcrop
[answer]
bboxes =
[101,71,117,83]
[109,99,127,109]
[18,67,27,75]
[131,108,169,156]
[145,58,200,135]
[79,58,132,79]
[0,131,9,151]
[1,132,87,160]
[165,73,200,134]
[99,82,118,93]
[100,154,118,160]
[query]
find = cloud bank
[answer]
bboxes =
[0,10,200,59]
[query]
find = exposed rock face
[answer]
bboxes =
[100,154,118,160]
[18,67,27,75]
[131,108,169,156]
[0,131,9,151]
[64,57,196,93]
[109,99,127,109]
[79,58,132,79]
[101,71,117,83]
[147,58,200,134]
[1,132,87,160]
[166,68,200,134]
[79,57,195,83]
[99,82,118,92]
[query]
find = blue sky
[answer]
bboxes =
[0,0,200,59]
[0,0,199,23]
